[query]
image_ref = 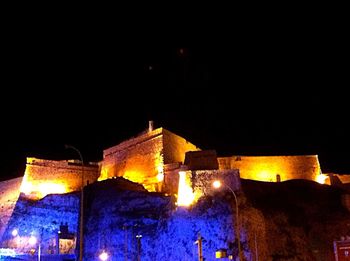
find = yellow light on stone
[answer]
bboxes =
[156,165,164,182]
[37,183,67,198]
[177,171,194,207]
[124,170,144,184]
[20,175,68,199]
[98,168,109,181]
[156,173,164,182]
[256,170,275,181]
[316,174,328,184]
[20,181,34,196]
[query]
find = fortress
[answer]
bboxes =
[1,121,349,260]
[5,121,349,203]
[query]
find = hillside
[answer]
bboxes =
[241,179,350,260]
[1,177,349,260]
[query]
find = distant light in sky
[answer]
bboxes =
[178,48,187,57]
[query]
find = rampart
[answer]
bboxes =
[100,127,200,192]
[22,157,99,199]
[218,155,321,182]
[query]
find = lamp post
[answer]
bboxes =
[29,235,41,261]
[136,234,142,261]
[65,144,84,261]
[99,250,109,261]
[213,180,243,261]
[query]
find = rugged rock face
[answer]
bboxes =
[241,179,350,261]
[1,192,79,254]
[1,177,348,260]
[84,178,245,261]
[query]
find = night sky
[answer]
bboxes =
[1,12,349,181]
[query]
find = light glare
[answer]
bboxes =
[316,174,328,184]
[11,229,18,237]
[213,180,221,189]
[99,251,109,261]
[29,236,37,245]
[177,171,195,206]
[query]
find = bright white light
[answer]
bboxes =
[156,173,164,182]
[11,229,18,237]
[213,180,222,189]
[316,174,328,184]
[157,165,164,182]
[38,183,67,197]
[177,171,195,207]
[99,251,109,261]
[29,236,37,245]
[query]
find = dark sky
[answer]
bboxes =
[1,10,349,180]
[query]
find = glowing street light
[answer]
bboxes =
[11,229,18,237]
[99,250,109,261]
[136,234,142,261]
[29,235,37,245]
[29,235,41,261]
[65,144,84,261]
[213,180,243,261]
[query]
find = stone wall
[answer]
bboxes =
[22,158,99,199]
[162,129,200,164]
[163,162,182,195]
[100,128,200,192]
[0,177,23,241]
[335,174,350,184]
[218,155,321,182]
[100,128,164,191]
[192,169,241,199]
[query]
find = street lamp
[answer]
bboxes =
[65,144,84,261]
[99,250,109,261]
[213,180,243,261]
[29,235,41,261]
[136,234,142,261]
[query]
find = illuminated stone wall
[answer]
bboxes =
[163,129,200,164]
[22,158,99,199]
[163,163,182,195]
[0,177,23,242]
[100,128,164,192]
[100,128,200,192]
[218,155,321,182]
[338,174,350,184]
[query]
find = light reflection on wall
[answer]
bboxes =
[177,171,195,207]
[99,153,165,192]
[316,174,328,184]
[221,155,321,182]
[20,170,68,199]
